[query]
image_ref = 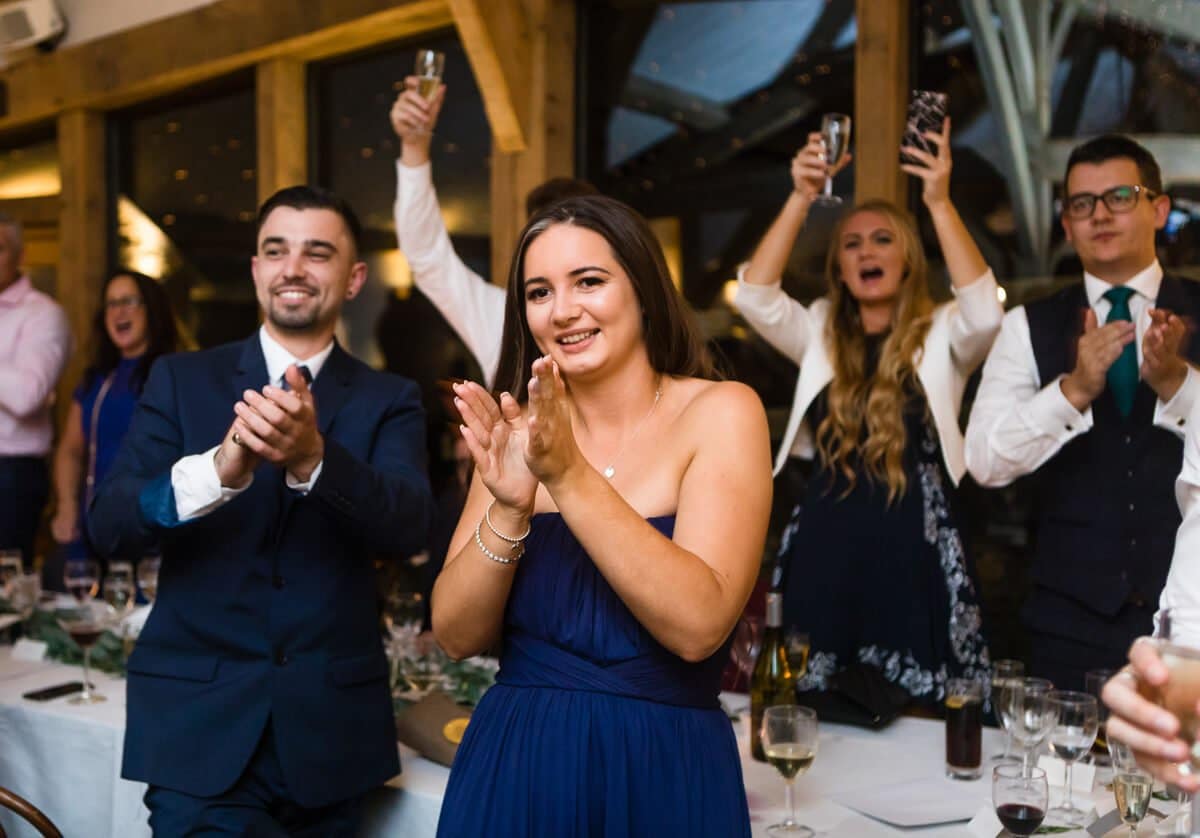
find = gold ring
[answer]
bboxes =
[232,431,244,447]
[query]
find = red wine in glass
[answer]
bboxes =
[995,803,1044,835]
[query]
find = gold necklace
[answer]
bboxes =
[602,379,663,480]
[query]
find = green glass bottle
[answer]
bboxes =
[750,591,795,761]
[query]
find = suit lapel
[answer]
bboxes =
[312,341,355,437]
[233,333,269,401]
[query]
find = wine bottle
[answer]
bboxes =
[750,591,795,761]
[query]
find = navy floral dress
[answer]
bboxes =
[780,333,990,706]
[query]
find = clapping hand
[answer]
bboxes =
[900,117,953,208]
[791,131,851,202]
[228,364,324,483]
[525,356,584,487]
[1060,308,1137,411]
[1142,308,1190,402]
[454,381,538,514]
[390,75,446,146]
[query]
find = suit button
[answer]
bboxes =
[1129,537,1138,548]
[274,651,288,666]
[273,574,285,590]
[1129,503,1135,512]
[1127,469,1134,478]
[1124,434,1132,444]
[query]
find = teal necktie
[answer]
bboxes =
[1103,286,1138,417]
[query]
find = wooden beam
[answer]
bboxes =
[0,0,453,139]
[447,0,530,153]
[55,109,109,424]
[854,0,909,205]
[489,0,575,284]
[256,58,307,203]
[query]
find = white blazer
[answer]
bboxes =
[734,270,1003,484]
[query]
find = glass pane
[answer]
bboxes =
[113,79,258,349]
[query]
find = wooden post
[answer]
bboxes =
[486,0,575,285]
[256,58,308,202]
[56,109,108,421]
[854,0,909,206]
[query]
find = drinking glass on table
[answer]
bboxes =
[945,678,983,779]
[1002,677,1057,776]
[0,550,22,590]
[814,113,851,206]
[60,559,114,704]
[992,764,1048,836]
[1046,691,1098,826]
[102,560,135,615]
[413,49,445,101]
[1113,768,1154,837]
[761,704,818,837]
[992,659,1025,763]
[1084,667,1114,757]
[137,555,160,603]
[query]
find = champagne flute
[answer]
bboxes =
[761,704,818,837]
[1046,691,1098,826]
[993,764,1048,836]
[813,113,851,206]
[414,49,445,100]
[1113,769,1154,837]
[992,659,1025,763]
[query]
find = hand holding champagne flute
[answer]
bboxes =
[414,49,445,102]
[814,113,851,206]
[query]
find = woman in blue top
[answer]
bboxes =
[433,196,773,836]
[51,270,179,559]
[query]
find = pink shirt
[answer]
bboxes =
[0,276,72,456]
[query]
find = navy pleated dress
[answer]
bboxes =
[436,513,751,837]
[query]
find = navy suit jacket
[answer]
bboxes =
[89,335,433,807]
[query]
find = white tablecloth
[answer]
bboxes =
[0,648,1136,836]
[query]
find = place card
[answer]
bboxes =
[966,805,1003,838]
[11,637,47,661]
[1037,754,1096,792]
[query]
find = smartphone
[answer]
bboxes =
[23,681,88,702]
[900,90,948,165]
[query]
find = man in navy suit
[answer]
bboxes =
[90,185,433,834]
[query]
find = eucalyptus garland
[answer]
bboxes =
[21,608,126,676]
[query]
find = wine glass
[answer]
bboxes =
[1113,768,1154,837]
[0,549,22,590]
[1001,677,1057,777]
[137,555,160,603]
[729,615,763,691]
[103,561,135,615]
[414,49,445,100]
[814,113,851,206]
[1084,668,1114,760]
[992,764,1048,836]
[1046,691,1098,825]
[60,559,112,704]
[992,659,1025,763]
[1148,608,1196,835]
[761,704,818,837]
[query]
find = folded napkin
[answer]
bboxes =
[394,690,473,767]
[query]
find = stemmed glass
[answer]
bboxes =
[137,556,160,603]
[814,113,851,206]
[1001,677,1057,777]
[993,764,1048,836]
[1046,691,1098,826]
[761,705,818,837]
[414,49,445,101]
[0,550,22,591]
[729,615,762,692]
[60,559,115,704]
[102,561,135,615]
[992,659,1025,763]
[1113,768,1154,837]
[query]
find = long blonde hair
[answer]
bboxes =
[814,200,934,503]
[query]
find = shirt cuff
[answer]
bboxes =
[285,459,323,493]
[1028,375,1093,438]
[1154,365,1198,438]
[171,446,252,522]
[951,268,998,305]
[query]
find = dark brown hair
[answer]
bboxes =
[494,195,717,401]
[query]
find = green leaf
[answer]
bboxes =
[1034,827,1073,834]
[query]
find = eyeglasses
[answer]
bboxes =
[105,295,143,312]
[1063,184,1159,220]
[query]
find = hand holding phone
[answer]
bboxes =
[900,90,948,165]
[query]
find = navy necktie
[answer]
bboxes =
[281,364,312,391]
[1103,286,1138,417]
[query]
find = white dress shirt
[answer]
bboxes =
[1160,394,1200,647]
[965,261,1197,487]
[394,159,505,387]
[170,327,335,522]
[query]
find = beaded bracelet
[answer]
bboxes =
[474,522,523,565]
[485,499,532,543]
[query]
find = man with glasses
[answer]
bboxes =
[966,135,1200,689]
[0,213,71,571]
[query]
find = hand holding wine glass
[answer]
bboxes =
[761,704,818,837]
[789,133,849,203]
[813,113,851,206]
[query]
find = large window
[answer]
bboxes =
[112,76,257,348]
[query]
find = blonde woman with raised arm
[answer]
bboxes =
[735,119,1002,705]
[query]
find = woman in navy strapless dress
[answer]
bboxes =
[433,195,773,837]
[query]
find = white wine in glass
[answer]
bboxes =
[814,113,851,206]
[1113,771,1153,837]
[761,705,818,837]
[414,49,445,100]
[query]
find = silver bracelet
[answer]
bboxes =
[485,499,531,544]
[474,522,522,565]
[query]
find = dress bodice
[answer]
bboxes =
[496,513,729,708]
